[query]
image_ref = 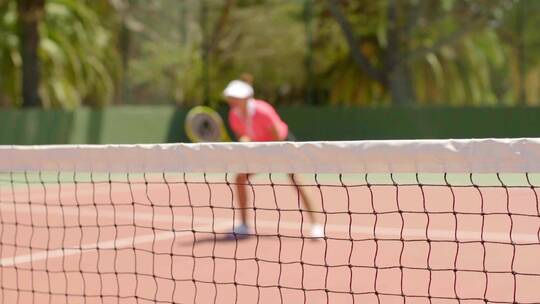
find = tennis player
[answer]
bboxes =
[223,79,324,239]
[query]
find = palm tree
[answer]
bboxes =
[0,0,20,106]
[0,0,119,108]
[16,0,44,107]
[40,0,119,108]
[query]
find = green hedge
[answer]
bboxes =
[0,106,538,145]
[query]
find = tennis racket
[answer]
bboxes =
[184,106,231,143]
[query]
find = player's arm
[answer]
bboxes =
[268,124,281,141]
[261,107,284,141]
[229,111,251,142]
[239,135,251,142]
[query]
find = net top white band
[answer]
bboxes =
[0,138,539,173]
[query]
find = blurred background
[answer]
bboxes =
[1,0,540,144]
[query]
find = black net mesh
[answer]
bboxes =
[0,171,539,303]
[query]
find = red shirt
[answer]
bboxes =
[228,99,288,141]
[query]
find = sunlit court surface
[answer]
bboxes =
[0,140,539,304]
[4,0,540,303]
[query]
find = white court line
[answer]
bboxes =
[4,184,540,241]
[0,221,233,267]
[1,186,540,268]
[1,200,539,248]
[0,201,212,226]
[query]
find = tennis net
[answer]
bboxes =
[1,139,540,303]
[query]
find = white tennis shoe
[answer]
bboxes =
[309,223,324,238]
[226,223,250,240]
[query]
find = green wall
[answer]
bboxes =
[0,106,189,144]
[0,106,538,145]
[280,107,540,140]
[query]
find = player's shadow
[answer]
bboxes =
[178,233,258,246]
[178,232,320,247]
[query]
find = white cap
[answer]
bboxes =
[223,80,254,99]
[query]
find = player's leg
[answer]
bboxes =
[236,173,249,225]
[231,173,250,237]
[289,174,324,238]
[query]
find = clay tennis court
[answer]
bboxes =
[1,171,539,304]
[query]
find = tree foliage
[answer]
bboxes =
[0,0,119,108]
[320,0,516,105]
[1,0,540,108]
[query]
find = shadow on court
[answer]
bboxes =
[178,233,264,246]
[178,233,322,247]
